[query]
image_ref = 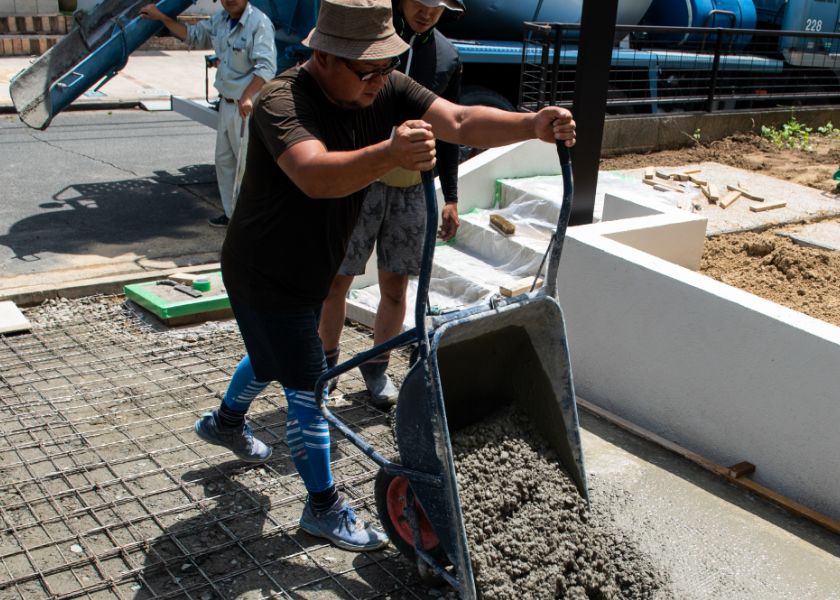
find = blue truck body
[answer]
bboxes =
[9,0,840,128]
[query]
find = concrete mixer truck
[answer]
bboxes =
[9,0,840,129]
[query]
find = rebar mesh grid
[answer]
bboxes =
[0,296,426,600]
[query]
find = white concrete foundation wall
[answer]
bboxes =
[345,138,840,520]
[558,226,840,520]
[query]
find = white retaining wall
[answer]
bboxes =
[435,140,840,520]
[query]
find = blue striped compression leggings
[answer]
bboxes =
[222,355,333,493]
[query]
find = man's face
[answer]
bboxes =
[399,0,445,34]
[221,0,248,19]
[323,55,398,109]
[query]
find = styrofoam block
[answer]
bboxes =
[0,301,31,334]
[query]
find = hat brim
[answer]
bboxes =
[302,29,410,61]
[417,0,465,11]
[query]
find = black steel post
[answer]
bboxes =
[707,29,724,112]
[570,0,619,225]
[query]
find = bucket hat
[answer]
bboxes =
[416,0,465,11]
[302,0,410,61]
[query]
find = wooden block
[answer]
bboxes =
[727,461,756,479]
[749,202,786,212]
[674,173,690,181]
[489,213,515,235]
[701,183,720,203]
[688,175,708,187]
[718,190,741,209]
[500,277,543,297]
[655,169,672,180]
[645,178,684,193]
[682,168,702,175]
[644,167,655,180]
[726,184,764,202]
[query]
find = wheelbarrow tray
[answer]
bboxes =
[394,290,587,592]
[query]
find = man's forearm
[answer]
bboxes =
[279,140,401,199]
[448,105,535,149]
[158,15,187,40]
[242,76,266,101]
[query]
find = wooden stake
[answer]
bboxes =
[499,277,543,297]
[644,178,685,193]
[719,190,741,209]
[701,183,720,203]
[749,202,786,212]
[726,184,764,202]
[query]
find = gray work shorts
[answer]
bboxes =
[338,181,427,276]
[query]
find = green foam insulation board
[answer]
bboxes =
[124,272,230,322]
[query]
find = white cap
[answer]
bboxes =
[416,0,465,12]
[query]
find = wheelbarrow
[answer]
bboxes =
[316,142,588,599]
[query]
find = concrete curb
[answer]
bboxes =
[2,262,221,307]
[0,99,140,114]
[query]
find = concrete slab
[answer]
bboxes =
[139,100,173,112]
[610,162,840,235]
[779,221,840,251]
[581,409,840,600]
[0,300,29,333]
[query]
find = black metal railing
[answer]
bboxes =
[518,23,840,113]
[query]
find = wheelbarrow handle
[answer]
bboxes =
[413,170,438,351]
[545,141,574,297]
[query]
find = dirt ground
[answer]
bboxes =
[602,130,840,327]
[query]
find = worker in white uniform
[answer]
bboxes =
[141,0,277,227]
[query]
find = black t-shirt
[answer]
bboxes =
[221,67,437,309]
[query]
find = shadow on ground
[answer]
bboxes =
[0,164,223,264]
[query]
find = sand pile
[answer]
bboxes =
[450,407,668,599]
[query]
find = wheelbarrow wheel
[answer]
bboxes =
[374,458,446,565]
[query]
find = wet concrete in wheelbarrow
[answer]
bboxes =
[450,407,668,600]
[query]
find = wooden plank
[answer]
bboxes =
[718,190,741,209]
[499,277,543,297]
[688,175,708,187]
[644,167,655,180]
[749,201,786,212]
[726,183,764,202]
[643,178,684,193]
[489,213,515,235]
[728,461,756,478]
[701,183,720,203]
[576,398,840,536]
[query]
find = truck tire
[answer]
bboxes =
[459,85,516,112]
[457,86,516,162]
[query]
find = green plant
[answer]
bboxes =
[692,128,702,142]
[817,121,838,136]
[760,115,813,151]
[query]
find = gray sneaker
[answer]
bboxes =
[299,498,389,552]
[194,411,272,463]
[358,362,399,410]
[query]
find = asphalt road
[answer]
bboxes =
[0,109,226,294]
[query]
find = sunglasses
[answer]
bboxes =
[341,57,401,82]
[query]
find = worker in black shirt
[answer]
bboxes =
[318,0,466,408]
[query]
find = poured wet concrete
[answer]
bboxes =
[452,407,667,599]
